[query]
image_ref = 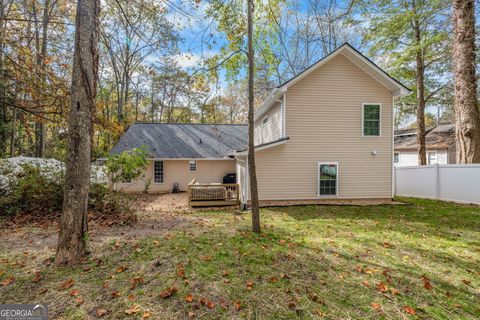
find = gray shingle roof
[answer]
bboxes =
[110,123,248,159]
[394,123,455,150]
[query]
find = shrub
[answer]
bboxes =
[0,160,137,224]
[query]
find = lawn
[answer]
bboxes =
[0,198,479,319]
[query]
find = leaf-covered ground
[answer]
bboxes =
[0,198,479,319]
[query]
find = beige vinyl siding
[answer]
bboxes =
[254,102,283,145]
[253,53,394,200]
[117,159,236,193]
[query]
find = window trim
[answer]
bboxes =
[362,103,382,137]
[317,162,339,198]
[427,150,437,165]
[153,160,164,184]
[189,160,197,172]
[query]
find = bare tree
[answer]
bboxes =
[248,0,260,233]
[56,0,100,265]
[452,0,480,163]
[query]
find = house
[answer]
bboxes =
[110,123,247,193]
[234,43,410,204]
[111,43,411,205]
[394,123,456,167]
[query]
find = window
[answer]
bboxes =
[318,163,338,197]
[427,151,437,165]
[121,176,131,184]
[262,116,269,126]
[362,104,381,136]
[394,153,400,164]
[154,161,164,183]
[189,160,197,172]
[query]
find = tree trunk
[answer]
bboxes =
[453,0,480,163]
[56,0,99,266]
[413,14,427,165]
[247,0,260,234]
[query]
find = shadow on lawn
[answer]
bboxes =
[267,198,480,234]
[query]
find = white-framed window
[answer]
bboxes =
[318,163,338,197]
[154,160,164,184]
[427,151,437,165]
[394,152,400,164]
[362,103,381,136]
[189,160,197,172]
[262,116,269,126]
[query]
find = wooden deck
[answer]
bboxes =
[188,179,240,207]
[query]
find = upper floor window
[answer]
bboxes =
[189,160,197,172]
[154,160,164,183]
[394,152,400,164]
[362,104,381,136]
[262,116,269,126]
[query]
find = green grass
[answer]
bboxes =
[0,198,479,319]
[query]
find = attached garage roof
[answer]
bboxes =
[110,123,248,159]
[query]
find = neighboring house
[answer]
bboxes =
[110,123,247,193]
[111,43,411,205]
[234,43,410,204]
[394,123,456,167]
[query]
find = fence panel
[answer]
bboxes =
[395,164,480,205]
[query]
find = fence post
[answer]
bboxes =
[434,163,439,200]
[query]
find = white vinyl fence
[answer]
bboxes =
[394,164,480,205]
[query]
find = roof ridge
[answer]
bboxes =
[132,122,247,126]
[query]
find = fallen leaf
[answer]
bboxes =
[111,291,120,298]
[160,287,177,299]
[287,301,296,309]
[390,288,400,295]
[75,297,84,305]
[32,272,42,283]
[177,264,186,278]
[461,279,471,286]
[382,242,392,248]
[82,265,91,272]
[1,276,15,286]
[59,278,74,290]
[362,281,370,287]
[371,303,382,311]
[421,275,432,290]
[125,304,140,315]
[280,273,291,279]
[142,311,152,318]
[355,266,363,273]
[69,289,80,296]
[130,276,144,290]
[185,294,193,302]
[222,271,229,277]
[115,266,127,273]
[269,276,278,283]
[96,308,107,317]
[376,282,388,292]
[188,311,196,319]
[309,293,325,305]
[128,294,136,301]
[246,281,254,290]
[201,255,211,261]
[234,301,241,311]
[206,301,215,309]
[403,305,416,315]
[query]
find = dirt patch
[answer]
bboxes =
[133,193,191,213]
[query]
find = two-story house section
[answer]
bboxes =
[234,43,411,205]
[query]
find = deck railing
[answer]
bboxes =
[188,179,239,207]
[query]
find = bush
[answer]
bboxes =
[0,161,136,224]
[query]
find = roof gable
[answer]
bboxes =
[278,43,411,96]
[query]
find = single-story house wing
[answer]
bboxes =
[110,123,247,193]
